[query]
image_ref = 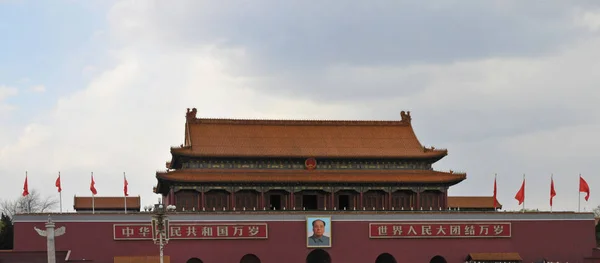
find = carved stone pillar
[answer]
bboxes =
[34,216,65,263]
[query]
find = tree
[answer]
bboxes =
[593,205,600,217]
[596,219,600,246]
[518,208,540,212]
[0,213,13,249]
[0,189,59,219]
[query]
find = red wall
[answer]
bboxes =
[12,216,597,263]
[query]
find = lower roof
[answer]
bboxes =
[156,169,466,186]
[74,196,141,210]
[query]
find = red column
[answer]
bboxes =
[291,191,295,208]
[416,190,420,209]
[331,192,335,209]
[231,191,235,210]
[261,191,265,209]
[359,192,364,209]
[443,190,448,209]
[169,187,175,206]
[200,191,205,210]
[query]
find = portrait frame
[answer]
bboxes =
[306,216,332,248]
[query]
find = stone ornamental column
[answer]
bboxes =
[34,215,66,263]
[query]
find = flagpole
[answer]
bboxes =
[550,173,553,213]
[124,172,127,214]
[92,172,95,214]
[493,173,497,211]
[59,171,62,213]
[578,173,581,213]
[522,174,525,212]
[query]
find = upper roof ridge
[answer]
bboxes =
[185,108,413,126]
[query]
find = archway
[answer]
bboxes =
[430,255,447,263]
[375,253,397,263]
[240,254,261,263]
[306,249,331,263]
[186,258,203,263]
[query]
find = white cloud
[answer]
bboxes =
[0,85,18,115]
[574,9,600,32]
[29,85,46,93]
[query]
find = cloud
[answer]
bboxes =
[2,1,600,213]
[29,85,46,93]
[574,9,600,32]
[0,85,18,115]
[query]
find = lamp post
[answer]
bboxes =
[151,203,176,263]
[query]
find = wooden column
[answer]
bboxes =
[359,191,364,209]
[416,188,420,209]
[388,191,392,210]
[443,188,448,209]
[200,191,205,210]
[331,191,335,209]
[169,187,175,206]
[261,191,265,209]
[231,190,235,210]
[290,191,294,208]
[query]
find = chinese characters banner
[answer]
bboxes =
[114,223,268,240]
[369,222,511,238]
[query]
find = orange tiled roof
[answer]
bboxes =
[467,253,522,261]
[156,169,466,184]
[73,196,141,210]
[173,108,448,159]
[447,196,502,209]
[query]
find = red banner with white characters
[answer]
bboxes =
[369,222,511,238]
[114,223,268,240]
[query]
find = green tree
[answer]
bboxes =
[0,213,13,250]
[596,219,600,246]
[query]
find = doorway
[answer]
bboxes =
[186,258,203,263]
[240,254,261,263]
[338,195,349,210]
[306,249,331,263]
[430,255,447,263]
[375,253,397,263]
[303,195,318,210]
[270,195,282,210]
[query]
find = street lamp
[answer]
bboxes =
[151,202,176,263]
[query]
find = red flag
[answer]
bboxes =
[55,173,62,193]
[90,174,97,195]
[550,176,556,206]
[514,179,525,205]
[123,174,129,197]
[580,175,590,201]
[493,176,498,209]
[22,174,29,196]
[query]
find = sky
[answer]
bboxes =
[1,0,600,213]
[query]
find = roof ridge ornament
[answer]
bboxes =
[400,111,411,123]
[186,108,198,121]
